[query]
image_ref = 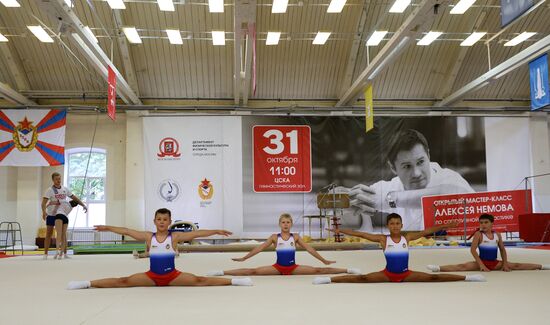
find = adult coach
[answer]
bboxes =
[41,172,87,259]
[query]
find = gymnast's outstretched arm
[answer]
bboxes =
[94,225,150,241]
[231,235,276,262]
[330,228,385,244]
[172,229,232,243]
[295,235,335,265]
[406,221,461,242]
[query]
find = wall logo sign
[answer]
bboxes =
[198,178,214,201]
[157,137,181,158]
[158,179,181,202]
[13,117,38,152]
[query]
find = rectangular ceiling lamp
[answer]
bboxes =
[84,26,99,43]
[327,0,346,13]
[389,0,410,13]
[0,0,20,7]
[504,32,536,46]
[122,27,142,44]
[417,31,442,46]
[0,32,7,42]
[313,32,331,45]
[212,31,225,45]
[209,0,224,13]
[450,0,476,14]
[272,0,288,13]
[366,31,388,46]
[27,26,54,43]
[157,0,174,11]
[266,32,281,45]
[166,29,183,44]
[106,0,126,10]
[460,31,486,46]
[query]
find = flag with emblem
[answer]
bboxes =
[0,109,66,166]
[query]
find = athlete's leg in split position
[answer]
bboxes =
[430,261,480,272]
[291,265,356,275]
[169,272,233,286]
[220,265,281,276]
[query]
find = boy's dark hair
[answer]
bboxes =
[51,172,61,180]
[155,208,172,218]
[479,214,494,223]
[386,213,402,224]
[386,129,430,166]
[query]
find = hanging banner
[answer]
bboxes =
[253,125,311,193]
[0,109,66,166]
[107,65,117,121]
[422,189,532,235]
[501,0,534,27]
[529,54,550,111]
[365,85,374,133]
[143,116,243,233]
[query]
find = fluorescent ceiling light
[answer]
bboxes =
[0,0,20,7]
[266,32,281,45]
[272,0,288,13]
[84,26,99,43]
[460,31,486,46]
[504,32,536,46]
[122,27,142,44]
[366,31,388,46]
[64,0,74,7]
[106,0,126,10]
[27,26,54,43]
[157,0,174,11]
[0,32,7,42]
[450,0,476,14]
[417,31,442,46]
[209,0,224,13]
[313,32,331,45]
[212,31,225,45]
[327,0,346,13]
[166,29,183,45]
[389,0,410,13]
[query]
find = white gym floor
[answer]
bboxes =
[1,248,549,325]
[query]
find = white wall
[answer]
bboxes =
[0,167,17,223]
[485,114,550,213]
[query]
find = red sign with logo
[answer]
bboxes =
[253,125,311,193]
[157,137,181,158]
[422,189,532,235]
[107,66,116,121]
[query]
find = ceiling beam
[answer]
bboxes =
[0,81,36,105]
[112,10,140,97]
[37,0,142,105]
[234,0,256,106]
[339,3,368,98]
[336,0,452,107]
[436,34,550,107]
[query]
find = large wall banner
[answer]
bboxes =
[143,116,243,233]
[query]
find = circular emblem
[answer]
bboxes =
[158,179,181,202]
[157,137,181,158]
[166,244,171,250]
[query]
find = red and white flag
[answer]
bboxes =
[107,65,117,121]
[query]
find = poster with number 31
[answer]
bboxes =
[253,125,312,193]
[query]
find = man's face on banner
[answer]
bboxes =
[390,143,431,190]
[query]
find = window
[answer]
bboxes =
[64,148,106,228]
